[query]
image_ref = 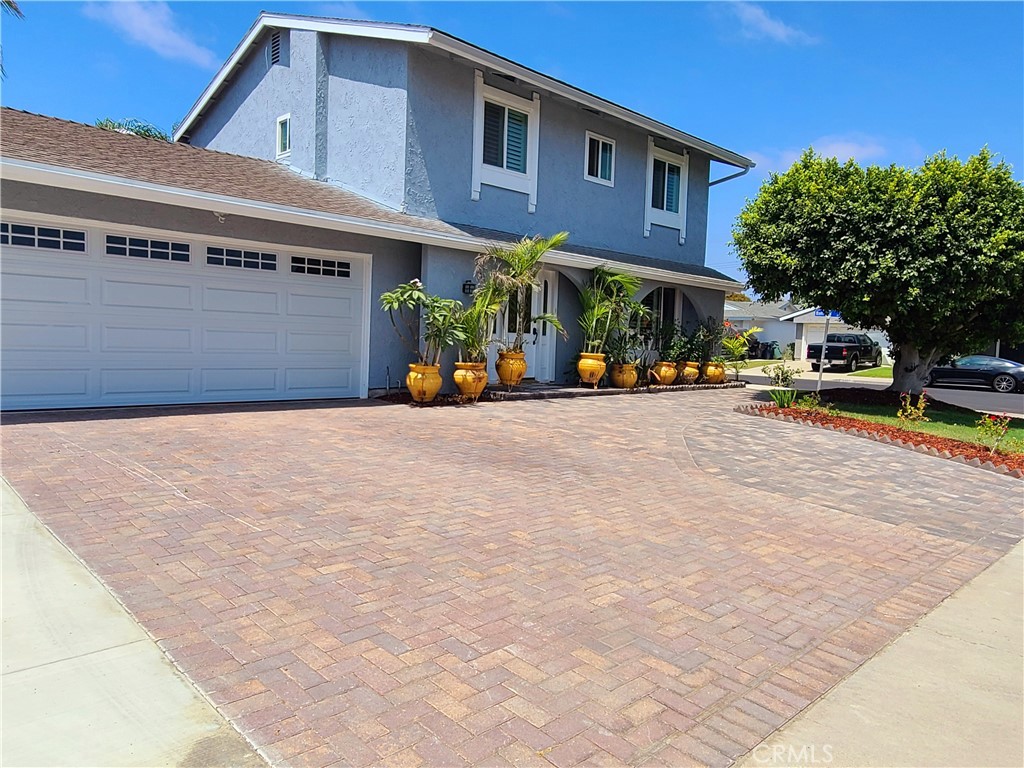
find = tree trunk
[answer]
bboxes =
[888,344,942,394]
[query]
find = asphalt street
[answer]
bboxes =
[740,368,1024,418]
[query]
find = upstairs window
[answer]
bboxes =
[651,159,681,213]
[483,101,528,174]
[276,114,291,160]
[644,139,689,243]
[584,132,615,186]
[471,71,540,212]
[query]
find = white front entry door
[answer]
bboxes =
[532,268,558,382]
[488,268,559,383]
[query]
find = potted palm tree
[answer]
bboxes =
[453,280,501,402]
[577,267,644,388]
[380,279,465,403]
[475,233,568,386]
[605,300,650,388]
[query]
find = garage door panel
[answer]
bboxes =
[285,367,353,392]
[3,273,91,305]
[100,368,192,396]
[203,328,280,353]
[103,279,193,310]
[286,330,352,355]
[203,285,280,315]
[286,291,354,319]
[201,368,278,394]
[2,368,90,398]
[102,325,193,353]
[3,322,90,351]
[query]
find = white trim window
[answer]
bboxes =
[584,131,615,186]
[643,138,688,244]
[471,70,540,212]
[276,114,291,160]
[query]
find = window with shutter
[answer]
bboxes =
[472,74,539,211]
[644,141,688,240]
[505,109,528,173]
[483,102,504,167]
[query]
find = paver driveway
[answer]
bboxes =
[3,390,1021,767]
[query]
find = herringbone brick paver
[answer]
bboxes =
[2,390,1021,767]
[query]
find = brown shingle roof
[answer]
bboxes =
[0,107,465,237]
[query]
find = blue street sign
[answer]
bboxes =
[814,309,841,318]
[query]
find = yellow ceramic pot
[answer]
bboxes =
[680,361,700,384]
[577,352,607,388]
[609,363,638,389]
[406,363,443,403]
[701,362,727,384]
[650,361,678,386]
[495,350,528,386]
[453,362,488,402]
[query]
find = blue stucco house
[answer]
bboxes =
[0,12,752,410]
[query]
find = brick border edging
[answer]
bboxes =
[488,381,746,402]
[734,404,1024,480]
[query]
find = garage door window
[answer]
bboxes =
[206,246,277,271]
[106,234,190,262]
[1,222,86,252]
[291,256,350,278]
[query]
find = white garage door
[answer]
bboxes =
[1,217,368,410]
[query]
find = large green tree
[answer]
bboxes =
[733,148,1024,393]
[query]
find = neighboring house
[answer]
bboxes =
[0,12,753,410]
[723,299,801,352]
[778,307,891,362]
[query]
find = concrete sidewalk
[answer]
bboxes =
[738,541,1024,768]
[0,479,265,768]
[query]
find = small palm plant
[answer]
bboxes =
[721,325,764,381]
[456,279,502,363]
[578,267,644,354]
[475,232,568,352]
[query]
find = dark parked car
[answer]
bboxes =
[925,355,1024,394]
[806,333,883,372]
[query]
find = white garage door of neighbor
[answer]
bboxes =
[1,218,369,410]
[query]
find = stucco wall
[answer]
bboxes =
[1,180,421,391]
[324,37,409,209]
[188,29,323,174]
[406,47,712,265]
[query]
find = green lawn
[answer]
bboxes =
[850,365,893,378]
[825,401,1024,454]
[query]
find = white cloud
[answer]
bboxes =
[730,2,818,45]
[83,2,218,69]
[751,134,889,173]
[316,2,373,21]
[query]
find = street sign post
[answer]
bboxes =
[815,311,834,393]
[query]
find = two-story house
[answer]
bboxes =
[0,12,752,410]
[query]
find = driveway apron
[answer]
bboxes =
[2,391,1021,767]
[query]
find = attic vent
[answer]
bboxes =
[270,31,281,65]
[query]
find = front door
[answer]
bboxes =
[533,269,558,382]
[488,269,559,383]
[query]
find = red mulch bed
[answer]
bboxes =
[759,405,1024,473]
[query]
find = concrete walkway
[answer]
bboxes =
[0,479,265,768]
[738,542,1024,768]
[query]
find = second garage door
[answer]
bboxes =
[1,216,369,410]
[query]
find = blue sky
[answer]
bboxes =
[3,1,1022,284]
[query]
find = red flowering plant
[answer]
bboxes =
[976,413,1011,454]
